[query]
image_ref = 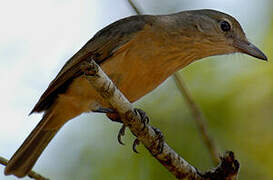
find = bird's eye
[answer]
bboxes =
[220,21,231,32]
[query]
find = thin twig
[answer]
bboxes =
[81,58,239,180]
[128,0,142,14]
[126,0,220,165]
[0,156,49,180]
[173,73,219,164]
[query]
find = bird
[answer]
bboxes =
[5,9,267,178]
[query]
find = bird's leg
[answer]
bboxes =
[106,112,123,123]
[93,107,115,114]
[93,107,122,124]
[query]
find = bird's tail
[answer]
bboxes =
[4,112,62,178]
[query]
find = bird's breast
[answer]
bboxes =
[62,25,191,112]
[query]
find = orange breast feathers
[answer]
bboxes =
[53,25,191,122]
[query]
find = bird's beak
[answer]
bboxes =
[234,40,267,61]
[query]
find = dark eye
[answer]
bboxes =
[220,21,231,32]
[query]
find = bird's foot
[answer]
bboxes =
[106,108,154,153]
[151,127,164,155]
[132,127,164,154]
[131,108,150,153]
[134,108,150,130]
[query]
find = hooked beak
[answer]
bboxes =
[234,40,267,61]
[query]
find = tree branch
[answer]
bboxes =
[126,0,219,165]
[81,58,239,180]
[128,0,142,14]
[0,156,49,180]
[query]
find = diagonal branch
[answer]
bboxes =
[0,156,49,180]
[172,73,219,164]
[128,0,142,14]
[81,58,239,180]
[126,0,219,165]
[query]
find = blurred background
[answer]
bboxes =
[0,0,272,179]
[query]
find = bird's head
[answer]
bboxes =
[173,9,267,61]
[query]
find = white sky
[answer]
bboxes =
[0,0,270,179]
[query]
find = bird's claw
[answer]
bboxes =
[152,127,164,155]
[117,124,126,145]
[132,138,140,153]
[131,108,150,153]
[134,108,150,130]
[113,108,150,152]
[132,127,164,155]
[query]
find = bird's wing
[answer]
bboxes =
[30,15,151,114]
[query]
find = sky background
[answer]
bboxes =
[0,0,272,179]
